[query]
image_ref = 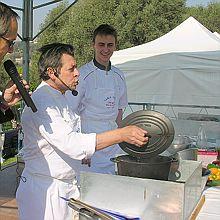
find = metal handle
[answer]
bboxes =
[110,157,120,163]
[171,157,178,163]
[68,198,114,220]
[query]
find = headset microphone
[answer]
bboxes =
[54,72,78,96]
[71,89,78,96]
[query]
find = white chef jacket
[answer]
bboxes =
[66,60,128,177]
[16,81,96,220]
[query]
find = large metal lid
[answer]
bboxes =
[119,110,175,158]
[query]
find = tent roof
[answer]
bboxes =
[111,17,220,65]
[214,31,220,39]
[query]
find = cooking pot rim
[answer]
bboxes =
[111,154,176,165]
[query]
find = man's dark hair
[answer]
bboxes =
[92,24,117,43]
[0,2,19,36]
[38,43,75,80]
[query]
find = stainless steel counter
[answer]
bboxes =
[79,160,203,220]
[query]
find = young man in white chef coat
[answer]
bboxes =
[66,24,128,177]
[16,43,148,220]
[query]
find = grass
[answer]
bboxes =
[1,157,17,167]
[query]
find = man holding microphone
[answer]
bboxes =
[0,2,29,123]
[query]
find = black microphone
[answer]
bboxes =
[54,72,78,96]
[3,60,37,113]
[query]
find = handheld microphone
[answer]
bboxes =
[54,72,78,96]
[3,60,37,113]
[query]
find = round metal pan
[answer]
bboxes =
[120,110,175,158]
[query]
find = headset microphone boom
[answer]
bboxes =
[54,72,78,96]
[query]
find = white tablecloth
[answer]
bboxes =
[196,186,220,220]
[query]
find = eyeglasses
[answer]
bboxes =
[0,36,15,48]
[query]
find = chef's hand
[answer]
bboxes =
[2,80,29,107]
[82,158,91,167]
[121,125,148,147]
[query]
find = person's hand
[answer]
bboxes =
[81,158,91,167]
[120,125,149,147]
[2,80,29,107]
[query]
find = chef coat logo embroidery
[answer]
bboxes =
[104,96,116,108]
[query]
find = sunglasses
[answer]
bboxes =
[0,35,16,48]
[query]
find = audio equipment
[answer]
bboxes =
[54,72,78,96]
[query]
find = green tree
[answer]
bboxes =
[37,1,69,47]
[29,0,186,89]
[185,2,220,33]
[29,52,41,91]
[113,0,186,48]
[28,2,70,91]
[0,57,11,91]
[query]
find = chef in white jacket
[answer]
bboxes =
[66,24,128,177]
[16,43,148,220]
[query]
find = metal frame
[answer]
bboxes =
[126,102,220,119]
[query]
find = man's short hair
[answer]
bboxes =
[0,2,19,36]
[93,24,117,43]
[38,43,75,80]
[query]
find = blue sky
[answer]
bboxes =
[1,0,220,37]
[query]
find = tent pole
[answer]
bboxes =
[22,0,33,82]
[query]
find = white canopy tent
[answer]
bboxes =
[111,17,220,107]
[214,31,220,39]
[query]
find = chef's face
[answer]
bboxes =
[0,17,17,62]
[57,53,79,93]
[93,34,116,67]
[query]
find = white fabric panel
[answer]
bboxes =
[213,32,220,39]
[111,17,220,107]
[115,51,220,106]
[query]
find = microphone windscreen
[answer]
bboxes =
[4,60,17,77]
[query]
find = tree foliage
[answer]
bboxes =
[0,55,13,92]
[32,0,186,69]
[185,2,220,33]
[29,52,41,91]
[0,63,10,92]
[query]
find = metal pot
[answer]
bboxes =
[114,110,177,181]
[175,148,198,161]
[166,135,193,155]
[111,155,177,181]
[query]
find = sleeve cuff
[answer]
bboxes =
[83,133,96,159]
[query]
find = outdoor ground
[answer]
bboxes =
[0,161,24,220]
